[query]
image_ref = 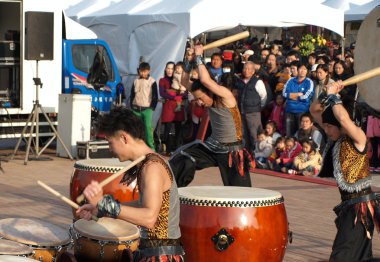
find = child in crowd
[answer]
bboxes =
[273,137,302,174]
[267,137,286,170]
[265,120,282,145]
[290,139,322,176]
[274,63,291,94]
[254,130,273,169]
[269,93,285,135]
[171,61,187,112]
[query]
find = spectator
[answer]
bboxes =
[269,93,286,135]
[267,136,286,170]
[273,137,302,173]
[285,50,300,64]
[274,64,291,94]
[208,52,223,83]
[254,130,273,169]
[235,61,267,154]
[172,61,188,112]
[130,62,158,149]
[367,115,380,173]
[294,113,325,152]
[282,63,314,137]
[291,139,322,176]
[265,120,282,145]
[332,60,357,98]
[313,64,335,103]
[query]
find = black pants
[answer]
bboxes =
[370,137,380,168]
[169,144,252,187]
[330,203,374,262]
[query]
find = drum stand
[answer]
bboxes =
[11,60,73,165]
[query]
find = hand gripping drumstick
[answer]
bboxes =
[76,155,146,204]
[202,31,250,51]
[37,180,98,221]
[342,66,380,86]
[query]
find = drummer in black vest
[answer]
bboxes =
[169,44,254,187]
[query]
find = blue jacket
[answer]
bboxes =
[282,77,314,113]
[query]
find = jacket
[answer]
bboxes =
[282,77,314,113]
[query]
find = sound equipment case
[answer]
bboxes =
[76,140,113,159]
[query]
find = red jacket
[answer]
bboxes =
[279,142,302,164]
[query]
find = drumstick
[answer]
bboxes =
[37,180,98,221]
[342,66,380,86]
[76,155,146,204]
[203,31,250,51]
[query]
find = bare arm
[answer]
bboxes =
[194,45,236,108]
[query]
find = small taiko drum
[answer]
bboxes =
[0,239,34,258]
[179,186,288,262]
[70,158,139,217]
[0,255,38,261]
[0,218,71,262]
[70,217,140,262]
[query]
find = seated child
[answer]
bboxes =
[267,137,286,170]
[274,63,291,94]
[254,130,273,169]
[273,137,302,174]
[290,139,322,176]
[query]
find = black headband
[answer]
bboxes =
[322,106,341,128]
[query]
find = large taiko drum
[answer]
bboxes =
[179,186,288,262]
[354,5,380,113]
[0,218,71,262]
[70,158,139,217]
[70,217,140,262]
[0,239,34,258]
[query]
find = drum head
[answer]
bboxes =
[179,186,283,207]
[0,218,70,246]
[0,239,33,256]
[0,255,37,261]
[74,158,131,172]
[73,217,140,241]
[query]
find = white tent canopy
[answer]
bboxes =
[323,0,380,21]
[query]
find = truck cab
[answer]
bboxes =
[62,39,123,113]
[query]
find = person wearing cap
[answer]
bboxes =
[310,81,380,262]
[242,49,254,63]
[310,63,319,81]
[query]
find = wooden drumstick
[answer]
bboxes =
[76,155,146,204]
[342,66,380,86]
[203,31,250,51]
[37,180,98,221]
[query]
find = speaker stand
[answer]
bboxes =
[11,60,74,165]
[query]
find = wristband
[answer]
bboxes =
[323,94,342,108]
[97,194,121,218]
[195,55,204,66]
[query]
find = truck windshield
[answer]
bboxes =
[72,44,114,81]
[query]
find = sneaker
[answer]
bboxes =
[288,169,298,175]
[369,166,375,172]
[267,161,274,170]
[375,167,380,173]
[302,170,314,177]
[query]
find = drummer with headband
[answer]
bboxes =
[169,44,254,187]
[310,81,380,262]
[76,107,185,261]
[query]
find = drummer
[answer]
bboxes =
[310,80,380,261]
[76,107,185,261]
[169,44,254,187]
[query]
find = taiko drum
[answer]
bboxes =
[70,158,138,218]
[179,186,288,262]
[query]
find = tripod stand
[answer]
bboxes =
[11,60,73,164]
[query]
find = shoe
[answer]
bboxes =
[375,167,380,173]
[256,160,265,169]
[288,169,298,175]
[302,170,314,177]
[369,166,375,172]
[267,161,274,170]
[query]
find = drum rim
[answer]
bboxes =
[0,255,38,261]
[178,186,284,207]
[74,158,131,172]
[0,218,71,246]
[73,218,140,241]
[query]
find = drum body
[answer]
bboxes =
[179,186,288,262]
[70,158,139,217]
[0,218,71,262]
[354,6,380,112]
[0,239,34,258]
[71,217,140,262]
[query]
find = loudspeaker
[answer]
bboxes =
[25,11,54,60]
